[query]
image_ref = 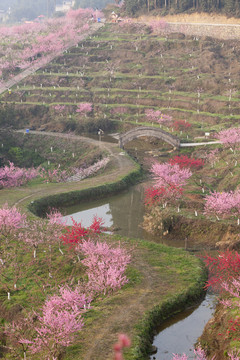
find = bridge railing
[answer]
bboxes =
[119,126,180,149]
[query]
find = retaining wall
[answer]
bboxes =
[167,22,240,40]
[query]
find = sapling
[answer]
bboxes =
[0,203,26,236]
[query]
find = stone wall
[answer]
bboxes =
[167,22,240,40]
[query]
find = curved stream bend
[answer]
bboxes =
[62,183,216,360]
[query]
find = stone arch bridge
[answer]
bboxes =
[118,126,180,149]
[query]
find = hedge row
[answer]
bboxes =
[130,262,208,359]
[28,163,144,217]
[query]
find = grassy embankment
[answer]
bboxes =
[0,134,207,360]
[0,227,207,360]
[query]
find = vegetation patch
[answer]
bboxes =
[28,162,143,216]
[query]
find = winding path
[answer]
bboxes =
[6,128,221,216]
[1,130,138,211]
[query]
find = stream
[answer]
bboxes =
[62,182,216,359]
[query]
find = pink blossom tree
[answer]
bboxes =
[145,109,172,126]
[46,209,67,227]
[0,9,93,82]
[39,167,69,183]
[204,190,240,219]
[216,127,240,148]
[172,347,216,360]
[24,289,86,359]
[0,162,38,188]
[16,214,64,262]
[53,104,66,114]
[150,19,169,33]
[17,220,50,259]
[67,157,110,182]
[221,276,240,305]
[206,149,220,168]
[0,203,26,235]
[76,102,92,116]
[150,162,192,188]
[77,239,131,296]
[146,162,192,209]
[5,314,35,360]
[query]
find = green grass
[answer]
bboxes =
[0,226,207,360]
[63,235,207,360]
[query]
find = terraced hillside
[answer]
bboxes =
[1,22,240,140]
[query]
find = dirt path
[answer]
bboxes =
[71,243,190,360]
[80,250,166,359]
[1,130,137,211]
[137,12,240,40]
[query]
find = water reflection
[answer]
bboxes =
[62,184,145,237]
[150,293,216,360]
[62,203,113,227]
[62,183,185,247]
[62,182,216,360]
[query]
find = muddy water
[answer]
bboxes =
[62,181,216,359]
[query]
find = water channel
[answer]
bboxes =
[62,181,216,359]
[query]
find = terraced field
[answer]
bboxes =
[1,22,240,140]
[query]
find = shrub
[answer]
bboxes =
[169,155,204,170]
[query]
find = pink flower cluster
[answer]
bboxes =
[76,102,92,115]
[5,212,131,358]
[0,9,94,81]
[206,149,219,167]
[39,158,110,184]
[149,19,169,33]
[216,127,240,147]
[53,104,66,112]
[0,203,26,235]
[172,347,215,360]
[78,239,131,296]
[68,157,110,182]
[47,208,67,226]
[39,167,68,183]
[24,285,89,357]
[150,162,192,188]
[145,109,172,125]
[221,277,240,306]
[204,190,240,217]
[114,334,131,360]
[0,162,38,188]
